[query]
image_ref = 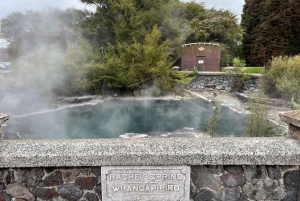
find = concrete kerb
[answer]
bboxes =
[0,137,299,168]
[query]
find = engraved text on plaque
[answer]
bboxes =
[101,166,190,201]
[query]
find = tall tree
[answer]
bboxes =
[242,0,299,66]
[1,8,86,56]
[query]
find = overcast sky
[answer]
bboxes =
[0,0,244,21]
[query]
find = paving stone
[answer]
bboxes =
[283,170,300,191]
[242,178,285,200]
[220,173,245,187]
[215,188,240,201]
[224,165,243,174]
[206,165,223,175]
[14,168,44,190]
[58,184,83,200]
[75,177,98,190]
[35,188,59,199]
[244,165,267,181]
[192,166,222,190]
[266,165,281,180]
[84,192,99,201]
[5,183,35,201]
[38,171,63,187]
[194,188,215,201]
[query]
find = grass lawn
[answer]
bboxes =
[221,67,265,74]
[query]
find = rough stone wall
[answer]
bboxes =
[190,165,300,201]
[0,165,299,201]
[187,75,259,93]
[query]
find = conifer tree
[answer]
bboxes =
[242,0,299,66]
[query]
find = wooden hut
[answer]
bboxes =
[181,43,221,71]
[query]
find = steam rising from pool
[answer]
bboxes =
[2,98,248,140]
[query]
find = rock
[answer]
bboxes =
[190,181,197,199]
[62,168,82,183]
[84,192,99,201]
[224,165,243,174]
[133,90,141,96]
[214,188,240,201]
[60,96,93,104]
[35,188,59,199]
[206,165,223,175]
[192,166,222,190]
[38,171,63,187]
[5,183,35,201]
[194,188,215,201]
[244,165,267,181]
[281,191,298,201]
[14,168,44,190]
[281,165,298,172]
[216,85,223,90]
[58,184,83,200]
[0,182,5,191]
[266,165,281,180]
[225,87,232,91]
[220,173,245,187]
[91,167,101,177]
[94,184,101,198]
[283,170,300,191]
[0,192,12,201]
[75,177,98,190]
[242,178,285,200]
[2,170,14,185]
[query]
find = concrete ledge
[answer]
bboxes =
[1,137,299,167]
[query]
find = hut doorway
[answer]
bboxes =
[196,56,206,71]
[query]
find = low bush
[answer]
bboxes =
[262,55,300,101]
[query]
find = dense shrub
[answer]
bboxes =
[262,55,300,101]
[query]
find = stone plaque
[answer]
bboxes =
[101,166,190,201]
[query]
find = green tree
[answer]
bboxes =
[99,26,177,94]
[182,2,242,65]
[1,8,86,55]
[243,93,275,137]
[205,101,221,137]
[241,0,298,66]
[262,55,300,101]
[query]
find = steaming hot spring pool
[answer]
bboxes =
[2,98,248,140]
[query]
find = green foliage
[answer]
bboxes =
[243,93,276,137]
[205,101,221,137]
[98,26,177,94]
[241,0,300,66]
[227,64,251,92]
[1,8,86,54]
[62,38,95,94]
[291,97,299,110]
[261,55,300,101]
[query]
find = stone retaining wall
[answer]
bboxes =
[187,72,260,93]
[0,137,299,201]
[0,165,299,201]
